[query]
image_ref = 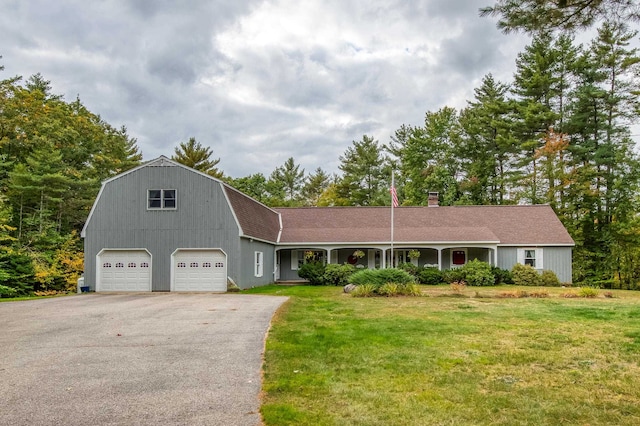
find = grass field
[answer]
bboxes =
[246,284,640,425]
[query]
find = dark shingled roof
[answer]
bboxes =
[223,184,281,243]
[274,205,574,245]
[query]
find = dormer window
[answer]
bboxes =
[148,189,177,210]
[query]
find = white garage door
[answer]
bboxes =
[98,250,151,292]
[173,249,227,292]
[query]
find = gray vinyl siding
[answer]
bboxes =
[497,246,573,283]
[542,247,573,283]
[496,247,518,271]
[84,165,241,291]
[278,250,299,281]
[239,238,276,288]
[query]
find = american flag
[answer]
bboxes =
[390,185,399,208]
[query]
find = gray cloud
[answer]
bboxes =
[0,0,530,178]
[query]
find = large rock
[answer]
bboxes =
[343,284,357,293]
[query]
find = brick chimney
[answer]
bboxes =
[428,192,439,207]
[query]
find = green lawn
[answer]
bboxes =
[246,285,640,425]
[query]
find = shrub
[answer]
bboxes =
[511,263,542,286]
[0,250,36,296]
[540,270,561,287]
[351,283,375,297]
[418,267,443,285]
[443,268,466,284]
[378,282,401,297]
[578,287,599,298]
[348,268,415,287]
[298,261,326,286]
[323,263,356,286]
[399,283,422,296]
[397,262,419,278]
[491,267,513,285]
[0,284,18,298]
[460,259,495,286]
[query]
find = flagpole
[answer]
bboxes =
[390,172,395,268]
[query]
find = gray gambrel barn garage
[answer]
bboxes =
[82,156,575,292]
[82,156,280,291]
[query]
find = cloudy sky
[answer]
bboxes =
[1,0,530,178]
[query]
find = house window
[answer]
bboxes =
[524,250,536,267]
[518,248,543,269]
[255,251,264,277]
[452,250,466,266]
[148,189,177,210]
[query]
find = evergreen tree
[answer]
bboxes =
[458,75,516,204]
[391,108,461,206]
[172,137,223,178]
[271,157,305,204]
[302,167,330,206]
[336,135,389,206]
[566,22,640,283]
[512,33,566,204]
[481,0,640,34]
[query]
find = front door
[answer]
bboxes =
[452,250,466,266]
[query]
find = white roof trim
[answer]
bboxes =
[276,240,500,246]
[277,214,283,243]
[220,183,244,237]
[81,181,106,238]
[497,243,575,247]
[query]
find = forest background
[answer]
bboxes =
[1,2,640,295]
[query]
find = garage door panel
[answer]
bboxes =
[173,250,226,292]
[98,250,151,292]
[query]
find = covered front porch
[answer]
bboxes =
[275,244,498,281]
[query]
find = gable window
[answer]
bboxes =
[148,189,177,210]
[255,251,264,277]
[517,248,543,269]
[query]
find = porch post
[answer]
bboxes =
[382,248,387,268]
[326,248,332,265]
[437,248,442,271]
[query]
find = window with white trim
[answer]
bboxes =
[517,248,543,269]
[148,189,177,210]
[255,251,264,277]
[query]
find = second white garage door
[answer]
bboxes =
[172,249,227,292]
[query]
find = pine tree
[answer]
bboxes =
[394,108,461,205]
[458,75,516,204]
[172,137,223,178]
[336,135,389,206]
[302,167,330,206]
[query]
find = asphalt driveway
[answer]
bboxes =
[0,293,288,426]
